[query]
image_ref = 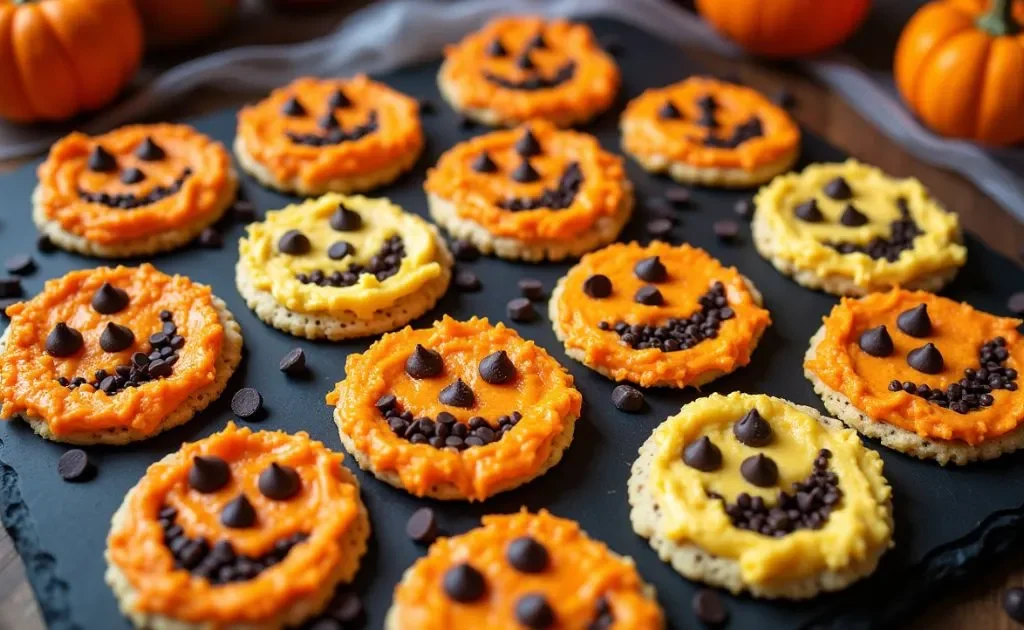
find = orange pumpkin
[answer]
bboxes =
[694,0,872,58]
[137,0,239,50]
[0,0,143,124]
[895,0,1024,146]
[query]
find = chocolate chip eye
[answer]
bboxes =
[526,32,547,49]
[443,563,486,602]
[634,256,667,283]
[281,96,306,117]
[907,343,943,374]
[839,204,868,227]
[515,129,542,157]
[824,176,853,200]
[135,137,166,161]
[278,229,311,255]
[405,344,443,379]
[221,494,257,528]
[506,536,549,573]
[479,350,516,384]
[516,593,556,629]
[897,304,932,337]
[329,204,362,231]
[733,409,773,447]
[471,152,498,173]
[858,325,894,357]
[87,146,117,172]
[327,88,351,109]
[658,100,681,120]
[486,38,507,57]
[439,378,475,408]
[683,436,721,471]
[99,322,135,353]
[92,282,130,314]
[794,199,824,223]
[258,463,301,500]
[583,274,612,298]
[189,455,230,493]
[46,322,83,357]
[515,50,535,70]
[740,453,778,487]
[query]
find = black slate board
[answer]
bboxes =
[2,18,1023,630]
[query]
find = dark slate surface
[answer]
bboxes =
[1,19,1023,630]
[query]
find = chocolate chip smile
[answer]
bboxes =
[294,235,406,287]
[598,282,735,352]
[78,168,192,210]
[483,60,577,91]
[497,162,583,211]
[286,109,380,146]
[827,198,923,261]
[376,394,520,451]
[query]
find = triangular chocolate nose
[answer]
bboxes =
[740,453,779,487]
[439,378,475,408]
[733,409,773,447]
[99,322,135,353]
[907,343,943,374]
[329,205,362,231]
[839,204,868,226]
[221,494,257,528]
[634,256,667,283]
[824,176,853,200]
[515,50,535,70]
[515,129,542,157]
[91,282,129,314]
[897,304,932,338]
[87,146,117,173]
[405,344,443,379]
[318,111,340,130]
[858,325,894,357]
[135,137,166,161]
[479,350,516,384]
[511,159,540,183]
[46,322,83,357]
[189,455,231,493]
[682,436,722,472]
[258,462,301,501]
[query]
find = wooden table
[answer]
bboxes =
[1,6,1022,629]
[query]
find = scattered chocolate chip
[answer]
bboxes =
[258,463,301,500]
[36,234,56,253]
[325,590,364,625]
[683,436,722,472]
[507,536,549,573]
[740,454,779,487]
[839,204,868,227]
[516,129,542,157]
[601,35,624,56]
[583,274,612,298]
[896,304,932,337]
[734,199,755,220]
[221,494,257,528]
[87,146,117,172]
[733,409,773,447]
[634,256,667,283]
[328,241,355,260]
[0,278,21,299]
[486,38,507,57]
[692,589,728,626]
[454,269,482,292]
[516,594,555,629]
[664,186,691,206]
[458,115,476,130]
[329,205,362,231]
[100,322,135,353]
[231,387,263,419]
[516,50,535,70]
[1004,587,1024,623]
[471,151,498,173]
[507,297,536,322]
[439,378,475,408]
[774,88,796,109]
[1007,292,1024,315]
[406,507,439,544]
[279,348,306,376]
[4,254,34,275]
[858,325,894,357]
[907,343,944,374]
[444,563,486,602]
[135,137,166,161]
[518,278,544,301]
[281,96,306,117]
[46,322,83,357]
[479,350,516,384]
[511,159,540,183]
[634,285,664,306]
[328,88,351,109]
[196,227,223,249]
[824,176,853,200]
[658,100,681,120]
[647,218,674,238]
[611,384,645,413]
[418,99,435,114]
[120,167,146,185]
[91,282,129,314]
[278,229,311,255]
[57,449,92,482]
[406,344,443,379]
[451,239,480,262]
[189,455,231,493]
[713,219,740,241]
[794,199,823,223]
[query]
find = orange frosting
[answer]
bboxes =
[553,241,772,388]
[106,423,363,624]
[392,510,664,629]
[36,124,233,244]
[621,77,800,170]
[807,289,1024,444]
[326,317,582,500]
[424,120,630,241]
[439,16,619,124]
[0,265,223,437]
[236,75,423,188]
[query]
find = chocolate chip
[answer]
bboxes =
[611,384,645,413]
[100,322,135,353]
[734,199,755,220]
[454,269,482,292]
[120,167,145,185]
[439,378,475,408]
[46,322,83,357]
[443,563,486,602]
[4,254,34,275]
[279,348,306,376]
[634,285,664,306]
[683,436,722,471]
[91,282,129,314]
[57,449,92,482]
[526,31,547,49]
[135,137,166,161]
[231,387,263,419]
[515,129,542,157]
[329,205,362,231]
[281,96,306,117]
[839,204,868,226]
[196,227,223,249]
[36,234,56,253]
[516,594,555,629]
[328,241,355,260]
[774,88,796,109]
[458,115,476,130]
[692,589,728,626]
[1007,292,1024,315]
[471,152,498,173]
[0,278,21,299]
[897,304,932,337]
[507,297,536,322]
[733,409,773,447]
[231,200,257,223]
[418,99,435,115]
[858,325,894,357]
[328,88,351,109]
[479,350,516,384]
[506,536,549,573]
[601,34,624,56]
[1004,587,1024,622]
[713,219,740,241]
[87,146,117,172]
[516,50,535,70]
[583,274,612,298]
[221,494,257,528]
[375,393,397,414]
[511,159,540,183]
[258,463,301,500]
[664,186,691,206]
[406,344,443,379]
[647,218,674,238]
[740,454,779,487]
[406,507,439,544]
[278,229,311,255]
[634,256,667,283]
[486,38,507,56]
[824,176,853,200]
[189,455,231,493]
[658,100,681,120]
[907,343,944,374]
[794,199,823,222]
[318,111,339,129]
[451,239,480,262]
[518,278,544,300]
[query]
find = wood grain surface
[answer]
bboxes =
[0,5,1021,630]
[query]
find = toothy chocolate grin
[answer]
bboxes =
[78,169,192,210]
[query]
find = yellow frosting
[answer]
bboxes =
[238,193,443,318]
[753,160,966,288]
[648,393,892,585]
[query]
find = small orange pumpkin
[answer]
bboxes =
[137,0,239,50]
[0,0,143,124]
[895,0,1024,146]
[694,0,872,58]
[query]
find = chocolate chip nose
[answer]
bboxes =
[907,343,943,374]
[120,167,146,185]
[438,378,475,408]
[221,494,257,528]
[740,453,779,487]
[511,159,540,183]
[99,322,135,353]
[839,204,868,227]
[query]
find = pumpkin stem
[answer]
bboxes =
[977,0,1020,36]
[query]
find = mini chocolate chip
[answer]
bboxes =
[281,96,306,116]
[197,227,223,249]
[46,322,83,357]
[0,278,21,299]
[189,455,231,493]
[511,159,540,183]
[518,278,544,300]
[439,378,475,408]
[57,449,92,482]
[91,282,130,314]
[859,325,894,357]
[516,50,535,70]
[507,297,536,322]
[471,152,498,173]
[4,254,34,275]
[634,256,667,283]
[36,234,56,253]
[658,100,681,120]
[897,304,932,337]
[100,322,135,353]
[120,167,146,185]
[458,115,476,130]
[319,111,339,129]
[734,199,755,220]
[406,507,439,544]
[278,229,311,255]
[634,285,663,306]
[221,494,257,528]
[231,387,263,419]
[733,409,773,447]
[328,241,355,260]
[515,593,555,629]
[135,137,166,161]
[451,239,480,261]
[647,218,674,238]
[443,563,486,602]
[713,219,740,241]
[479,350,516,384]
[840,204,868,226]
[329,205,362,231]
[454,270,482,292]
[583,274,612,298]
[824,176,853,200]
[794,199,823,222]
[1007,292,1024,315]
[611,384,645,413]
[486,38,507,56]
[664,186,691,206]
[279,348,306,376]
[507,536,549,573]
[406,344,443,379]
[683,436,722,471]
[907,343,944,374]
[328,88,351,109]
[515,129,542,157]
[418,99,435,114]
[1004,587,1024,623]
[87,146,117,172]
[692,589,728,626]
[258,463,301,500]
[741,453,779,487]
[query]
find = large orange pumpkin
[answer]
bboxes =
[0,0,143,124]
[137,0,239,50]
[694,0,872,58]
[895,0,1024,146]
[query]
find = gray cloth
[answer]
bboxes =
[1,0,1021,222]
